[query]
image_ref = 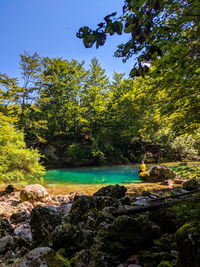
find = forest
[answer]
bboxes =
[0,49,200,183]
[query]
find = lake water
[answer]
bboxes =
[43,165,142,185]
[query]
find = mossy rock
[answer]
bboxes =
[93,184,127,198]
[182,177,199,191]
[153,234,176,252]
[138,251,175,267]
[71,249,116,267]
[158,261,174,267]
[49,223,83,257]
[140,166,177,182]
[149,207,178,233]
[175,221,200,267]
[20,184,50,202]
[30,206,62,244]
[13,247,70,267]
[0,218,14,238]
[94,214,160,260]
[69,196,96,224]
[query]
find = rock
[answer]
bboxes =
[93,184,127,198]
[133,196,149,206]
[57,203,72,217]
[30,206,62,244]
[0,201,18,218]
[69,195,96,224]
[72,249,115,267]
[0,235,14,254]
[140,166,177,182]
[13,247,70,267]
[95,214,160,258]
[10,211,28,224]
[14,223,32,242]
[0,218,13,238]
[1,185,16,196]
[157,261,173,267]
[182,177,199,191]
[128,265,142,267]
[52,195,70,203]
[175,221,200,267]
[118,196,131,205]
[149,207,178,233]
[17,201,34,212]
[50,223,80,256]
[20,184,50,202]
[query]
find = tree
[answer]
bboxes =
[39,57,87,140]
[81,58,110,137]
[77,0,200,77]
[0,123,45,183]
[0,73,21,125]
[19,51,42,128]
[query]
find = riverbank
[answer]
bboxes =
[0,181,200,266]
[0,182,170,197]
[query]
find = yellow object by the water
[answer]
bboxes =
[140,163,146,172]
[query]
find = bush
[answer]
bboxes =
[0,124,45,184]
[170,134,198,161]
[171,163,200,181]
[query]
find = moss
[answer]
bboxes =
[153,234,176,252]
[13,256,25,265]
[55,253,71,267]
[175,221,200,267]
[94,214,160,260]
[158,261,174,267]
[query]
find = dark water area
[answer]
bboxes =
[43,165,142,185]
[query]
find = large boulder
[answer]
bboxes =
[20,184,50,202]
[175,221,200,267]
[13,247,70,267]
[94,214,160,260]
[93,184,127,198]
[139,166,177,182]
[49,223,81,256]
[30,206,62,244]
[69,196,97,224]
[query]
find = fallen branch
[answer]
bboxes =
[113,190,200,216]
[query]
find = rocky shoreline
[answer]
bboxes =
[0,173,200,267]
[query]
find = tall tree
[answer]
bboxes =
[19,51,41,128]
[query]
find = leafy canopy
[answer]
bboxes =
[77,0,200,77]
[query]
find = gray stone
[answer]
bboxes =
[20,184,50,202]
[13,247,70,267]
[0,235,14,254]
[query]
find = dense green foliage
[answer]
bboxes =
[77,0,200,77]
[0,123,44,183]
[171,163,200,181]
[1,48,200,168]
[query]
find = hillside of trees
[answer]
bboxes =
[1,52,199,176]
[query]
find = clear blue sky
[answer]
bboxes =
[0,0,134,80]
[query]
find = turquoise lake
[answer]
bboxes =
[43,165,142,185]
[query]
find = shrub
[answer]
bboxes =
[170,134,198,161]
[0,124,45,183]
